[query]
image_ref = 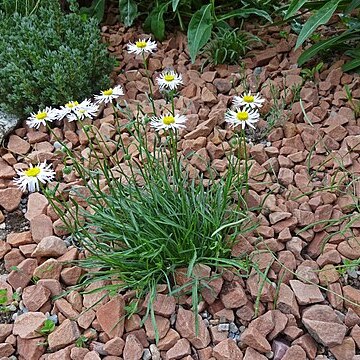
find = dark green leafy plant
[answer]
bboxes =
[0,0,41,15]
[284,0,360,71]
[205,27,259,65]
[67,0,106,23]
[119,0,273,62]
[0,2,114,117]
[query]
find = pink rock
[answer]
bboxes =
[145,293,176,318]
[302,305,347,347]
[212,339,243,360]
[0,188,22,212]
[165,338,191,360]
[60,266,82,285]
[268,310,288,340]
[22,284,51,311]
[82,281,109,310]
[220,280,248,309]
[175,307,210,349]
[248,311,274,338]
[343,285,360,316]
[0,342,14,357]
[0,240,11,259]
[47,319,81,351]
[0,324,13,342]
[103,337,125,356]
[240,327,271,353]
[70,347,90,360]
[8,135,30,154]
[329,337,355,360]
[32,236,67,257]
[337,237,360,260]
[84,351,101,360]
[37,279,62,297]
[278,168,294,186]
[272,339,289,360]
[6,231,33,246]
[96,295,125,339]
[13,312,47,339]
[54,298,79,320]
[282,345,306,360]
[33,258,62,280]
[30,214,53,243]
[144,315,170,340]
[123,334,143,360]
[157,328,180,351]
[17,337,46,360]
[289,280,324,305]
[25,192,48,220]
[243,347,267,360]
[293,334,317,359]
[77,309,96,330]
[277,283,300,318]
[7,258,37,289]
[0,159,16,179]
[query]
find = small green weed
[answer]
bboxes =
[345,85,360,118]
[205,27,259,66]
[300,62,323,82]
[75,335,89,348]
[38,319,56,336]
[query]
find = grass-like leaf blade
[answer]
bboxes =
[284,0,307,19]
[187,4,213,63]
[218,8,272,23]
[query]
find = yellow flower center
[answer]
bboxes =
[65,101,78,108]
[163,116,175,125]
[236,111,249,121]
[79,109,85,114]
[24,167,41,177]
[164,74,175,82]
[136,41,147,49]
[103,89,113,96]
[243,95,254,103]
[35,112,47,120]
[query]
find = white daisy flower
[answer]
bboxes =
[232,92,265,109]
[67,99,99,121]
[27,107,57,129]
[157,70,183,91]
[150,113,187,131]
[94,85,124,105]
[225,107,260,130]
[56,101,79,120]
[127,38,157,55]
[13,161,55,193]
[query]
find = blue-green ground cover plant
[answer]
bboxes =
[13,37,270,340]
[0,0,114,117]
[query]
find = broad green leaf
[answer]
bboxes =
[119,0,138,27]
[285,0,307,19]
[150,3,169,40]
[295,0,341,49]
[172,0,180,11]
[187,4,213,63]
[297,30,360,65]
[345,0,360,13]
[218,8,272,23]
[79,0,105,23]
[342,58,360,72]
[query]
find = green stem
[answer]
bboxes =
[142,52,156,116]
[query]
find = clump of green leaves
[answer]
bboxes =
[205,27,259,66]
[0,1,114,117]
[284,0,360,71]
[300,62,324,82]
[119,0,273,62]
[38,319,56,336]
[345,84,360,118]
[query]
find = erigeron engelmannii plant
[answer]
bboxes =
[27,107,57,129]
[15,38,252,344]
[233,92,265,109]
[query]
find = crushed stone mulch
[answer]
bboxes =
[0,21,359,360]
